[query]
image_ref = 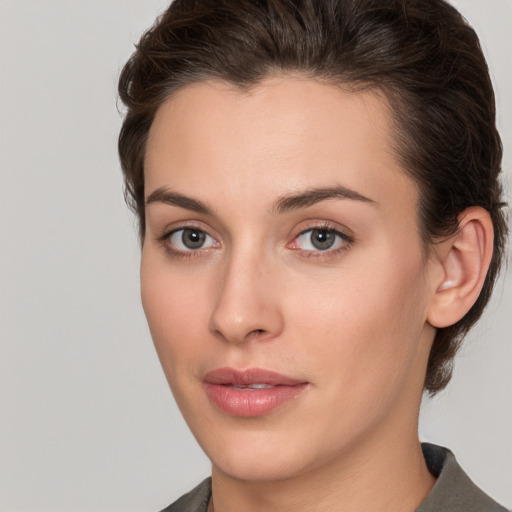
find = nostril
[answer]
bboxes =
[247,329,266,338]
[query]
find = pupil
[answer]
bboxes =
[182,229,205,249]
[311,229,335,250]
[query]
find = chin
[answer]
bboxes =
[202,425,329,483]
[213,449,309,482]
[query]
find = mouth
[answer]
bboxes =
[230,383,274,390]
[203,367,309,417]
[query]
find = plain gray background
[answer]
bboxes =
[0,1,510,511]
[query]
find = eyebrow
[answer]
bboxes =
[273,185,377,213]
[145,184,376,215]
[145,187,213,215]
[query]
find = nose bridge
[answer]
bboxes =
[209,242,283,344]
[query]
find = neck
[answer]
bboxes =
[210,405,435,512]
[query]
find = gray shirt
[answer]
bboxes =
[160,444,508,512]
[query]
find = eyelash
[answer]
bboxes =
[290,223,354,259]
[158,222,354,260]
[157,225,218,260]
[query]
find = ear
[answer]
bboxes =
[427,207,494,328]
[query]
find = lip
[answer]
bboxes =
[203,367,308,417]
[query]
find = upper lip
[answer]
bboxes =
[203,367,305,386]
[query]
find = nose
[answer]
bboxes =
[209,249,284,344]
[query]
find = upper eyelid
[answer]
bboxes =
[298,224,345,234]
[293,220,353,239]
[160,221,218,238]
[297,227,350,239]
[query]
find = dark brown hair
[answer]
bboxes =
[118,0,508,394]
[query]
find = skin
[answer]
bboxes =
[141,77,450,512]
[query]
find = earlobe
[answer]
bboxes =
[427,207,494,328]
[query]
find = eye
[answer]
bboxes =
[167,227,218,252]
[292,227,351,252]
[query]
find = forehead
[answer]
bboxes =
[147,77,396,163]
[144,77,417,221]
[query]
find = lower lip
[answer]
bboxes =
[203,383,308,417]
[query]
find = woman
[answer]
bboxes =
[118,0,508,510]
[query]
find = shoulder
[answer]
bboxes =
[418,443,509,512]
[159,478,211,512]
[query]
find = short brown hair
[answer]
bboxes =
[118,0,508,394]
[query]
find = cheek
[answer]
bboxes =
[140,253,212,377]
[284,249,430,392]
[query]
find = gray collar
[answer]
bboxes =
[417,443,507,512]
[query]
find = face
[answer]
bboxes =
[142,77,438,482]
